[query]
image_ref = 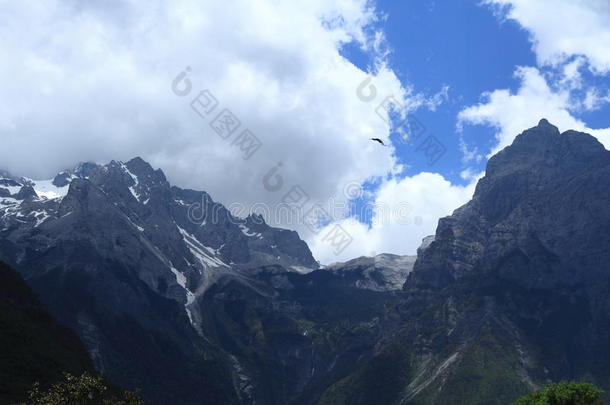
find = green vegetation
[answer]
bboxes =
[511,381,604,405]
[14,372,144,405]
[414,323,531,405]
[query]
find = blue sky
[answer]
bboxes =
[341,0,610,236]
[375,0,533,184]
[343,0,609,185]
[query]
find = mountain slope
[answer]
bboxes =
[195,264,406,404]
[319,120,610,404]
[0,157,403,404]
[0,158,319,404]
[0,261,93,404]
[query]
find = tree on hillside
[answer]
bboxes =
[512,381,604,405]
[13,372,144,405]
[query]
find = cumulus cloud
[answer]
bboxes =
[584,88,610,111]
[485,0,610,74]
[309,173,476,264]
[0,1,398,192]
[460,1,610,166]
[0,0,466,262]
[458,66,610,154]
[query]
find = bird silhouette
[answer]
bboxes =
[370,138,387,146]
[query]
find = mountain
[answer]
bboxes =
[0,157,412,404]
[2,119,610,404]
[319,119,610,404]
[324,253,417,292]
[0,158,320,404]
[0,261,93,404]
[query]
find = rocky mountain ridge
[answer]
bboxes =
[320,120,610,404]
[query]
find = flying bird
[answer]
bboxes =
[370,138,387,146]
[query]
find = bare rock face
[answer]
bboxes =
[409,119,610,290]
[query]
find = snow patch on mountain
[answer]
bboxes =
[29,209,51,227]
[290,265,315,274]
[0,183,22,195]
[32,179,69,200]
[169,263,197,325]
[239,224,263,239]
[123,214,144,232]
[177,225,229,269]
[119,162,145,202]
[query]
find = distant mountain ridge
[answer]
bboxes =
[0,157,318,313]
[324,253,416,291]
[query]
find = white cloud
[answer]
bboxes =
[485,0,610,74]
[308,172,476,264]
[459,135,483,164]
[458,66,610,153]
[460,168,483,183]
[559,56,586,90]
[0,1,398,194]
[584,88,610,111]
[461,1,610,167]
[0,0,466,263]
